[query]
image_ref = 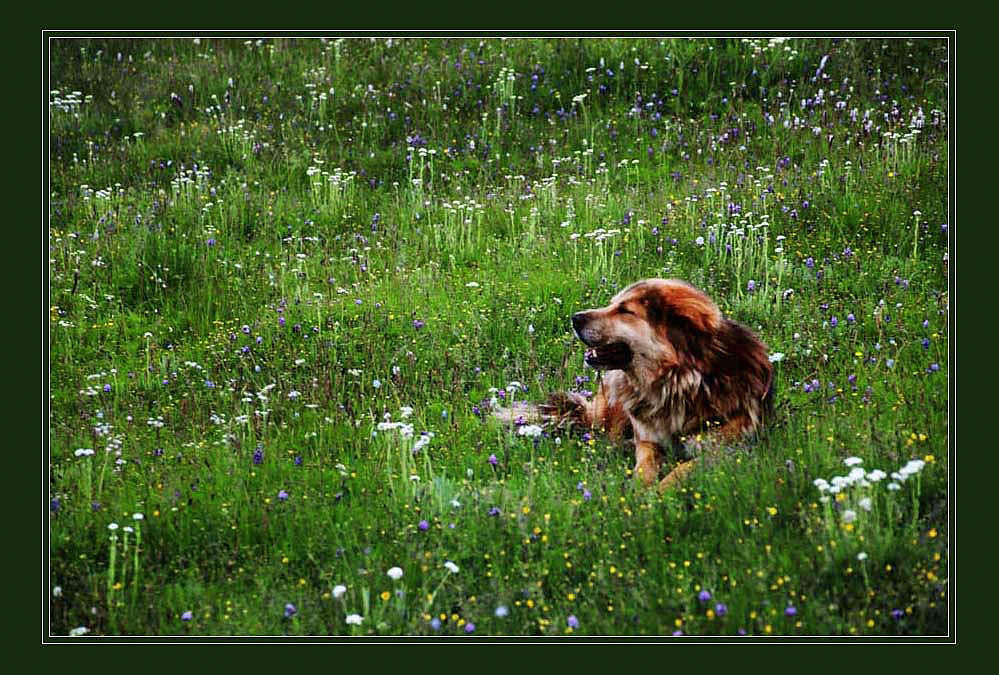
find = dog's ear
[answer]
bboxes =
[643,283,720,366]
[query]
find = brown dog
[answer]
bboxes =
[543,279,774,490]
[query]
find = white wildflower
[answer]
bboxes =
[444,561,459,574]
[387,567,403,581]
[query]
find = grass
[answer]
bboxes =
[48,36,949,637]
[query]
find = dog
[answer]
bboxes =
[538,278,774,491]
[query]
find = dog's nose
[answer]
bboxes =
[571,312,588,333]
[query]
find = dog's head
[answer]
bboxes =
[572,279,721,374]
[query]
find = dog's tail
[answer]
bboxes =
[492,391,595,432]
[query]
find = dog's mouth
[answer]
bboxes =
[584,342,633,370]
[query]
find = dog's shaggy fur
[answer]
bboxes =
[539,279,774,490]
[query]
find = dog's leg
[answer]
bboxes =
[659,414,754,491]
[659,459,696,490]
[634,440,662,487]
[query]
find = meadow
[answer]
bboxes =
[47,36,950,638]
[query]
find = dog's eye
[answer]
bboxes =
[618,305,633,315]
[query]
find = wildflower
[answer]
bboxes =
[698,590,712,603]
[891,609,904,620]
[582,489,592,501]
[857,552,868,561]
[75,448,95,457]
[345,614,364,625]
[747,280,756,292]
[488,454,498,466]
[844,457,863,467]
[785,606,797,617]
[695,236,705,247]
[277,489,289,501]
[387,567,403,581]
[444,561,459,574]
[253,446,264,465]
[181,611,193,621]
[69,626,90,636]
[51,497,61,513]
[841,510,857,524]
[430,617,442,630]
[372,379,381,389]
[412,319,425,329]
[495,605,509,618]
[53,586,63,598]
[418,520,430,532]
[464,622,476,633]
[858,497,872,512]
[284,603,297,618]
[715,603,728,617]
[768,352,785,363]
[332,584,347,599]
[830,316,838,328]
[518,424,543,437]
[488,507,501,517]
[567,615,580,629]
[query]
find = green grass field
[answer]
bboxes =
[47,36,949,638]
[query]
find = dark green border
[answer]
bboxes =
[37,25,966,654]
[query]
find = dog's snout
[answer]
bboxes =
[571,312,588,334]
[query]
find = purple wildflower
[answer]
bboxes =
[785,605,797,617]
[698,590,712,603]
[488,454,498,466]
[278,490,289,501]
[464,622,476,633]
[567,615,579,629]
[181,610,193,621]
[253,446,264,465]
[284,603,297,618]
[418,520,429,531]
[715,603,728,616]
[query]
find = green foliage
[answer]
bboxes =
[49,37,948,637]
